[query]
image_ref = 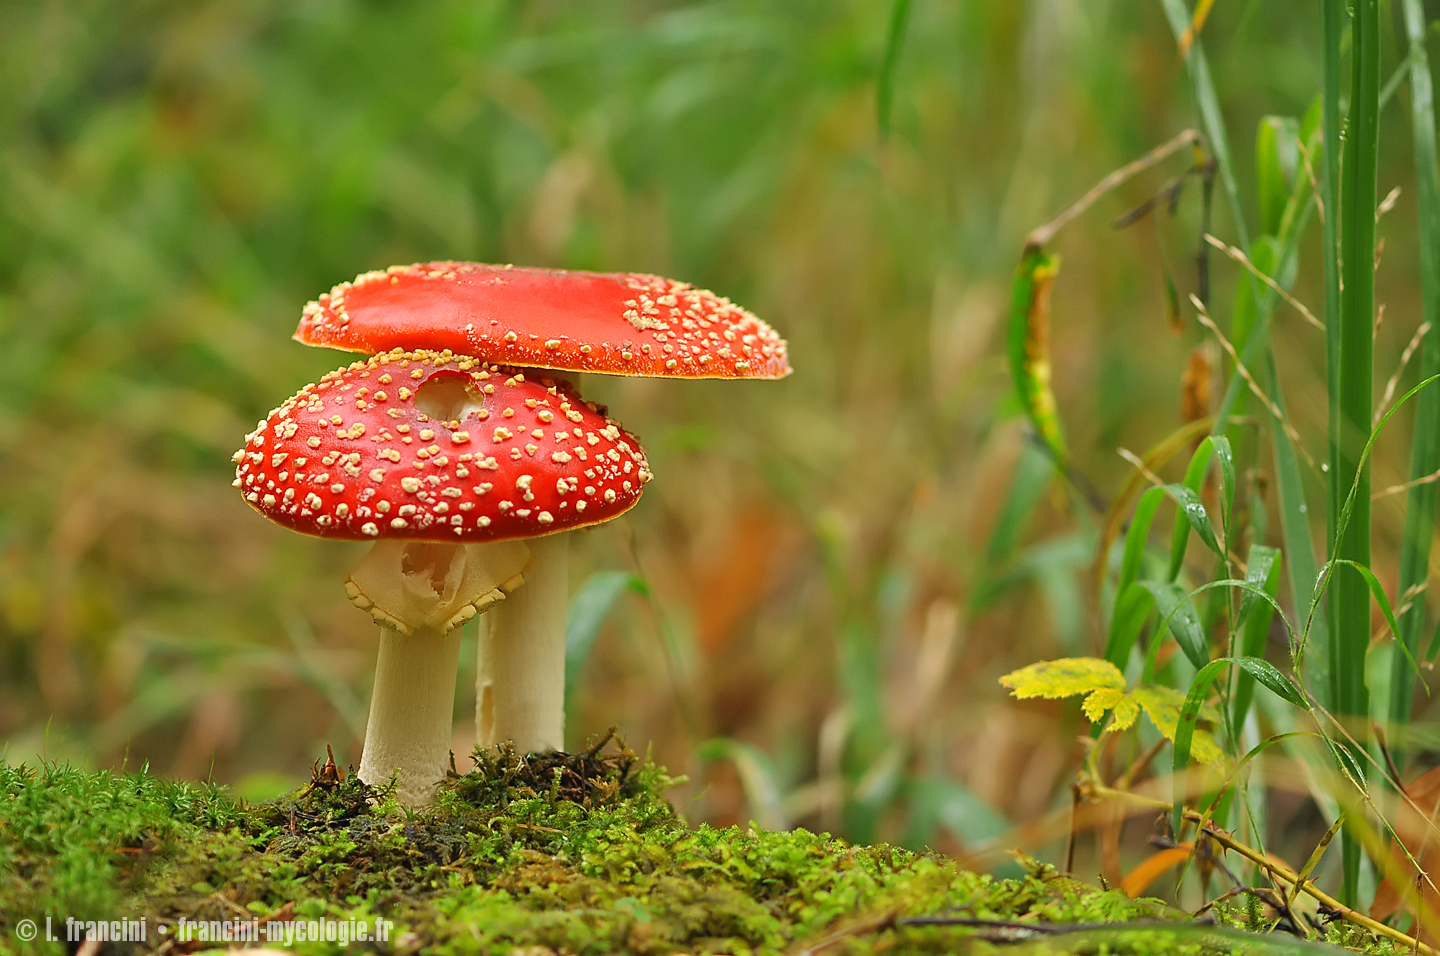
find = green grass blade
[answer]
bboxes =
[1211,190,1316,429]
[875,0,913,140]
[1189,578,1296,645]
[1329,0,1381,904]
[1233,657,1306,708]
[1232,545,1282,733]
[1121,486,1169,591]
[1332,558,1426,685]
[1103,486,1168,668]
[972,444,1054,612]
[1139,580,1210,670]
[1166,483,1223,564]
[1298,373,1440,668]
[1257,116,1301,237]
[1173,657,1231,834]
[1320,0,1345,733]
[1106,584,1156,673]
[1168,440,1217,580]
[1265,354,1331,695]
[1390,0,1440,759]
[987,443,1053,567]
[905,776,1013,849]
[1237,544,1281,628]
[565,571,647,701]
[697,738,787,831]
[1175,656,1305,835]
[1212,435,1236,534]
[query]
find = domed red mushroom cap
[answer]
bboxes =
[294,263,790,380]
[234,350,651,542]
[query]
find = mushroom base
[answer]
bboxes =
[358,624,462,805]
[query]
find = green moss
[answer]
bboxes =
[0,741,1399,955]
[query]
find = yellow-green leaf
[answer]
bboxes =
[1081,687,1140,731]
[1082,686,1126,723]
[1000,657,1125,701]
[1132,685,1224,765]
[1132,684,1185,735]
[1109,693,1140,731]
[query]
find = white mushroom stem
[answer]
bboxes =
[359,625,462,805]
[346,539,529,805]
[477,533,568,752]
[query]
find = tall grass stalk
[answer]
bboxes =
[1390,0,1440,761]
[1329,0,1380,906]
[1320,7,1344,709]
[1160,1,1329,857]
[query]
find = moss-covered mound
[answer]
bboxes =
[0,738,1393,955]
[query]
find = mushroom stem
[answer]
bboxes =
[477,533,568,752]
[358,624,462,805]
[346,539,530,805]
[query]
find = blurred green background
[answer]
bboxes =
[1,0,1432,871]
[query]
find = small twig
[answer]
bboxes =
[1204,234,1323,331]
[1194,885,1277,917]
[1191,295,1318,472]
[1395,581,1430,621]
[894,916,1182,938]
[1086,778,1439,953]
[1194,815,1438,955]
[1065,782,1081,875]
[1376,322,1433,426]
[1116,737,1170,790]
[1378,185,1403,222]
[581,725,618,759]
[512,823,565,834]
[790,912,897,956]
[213,890,254,919]
[1377,723,1405,788]
[1296,136,1324,228]
[1027,430,1109,514]
[1027,130,1203,250]
[1373,466,1440,501]
[1287,815,1344,912]
[1114,168,1198,228]
[1195,831,1246,891]
[1195,886,1303,937]
[1117,448,1168,490]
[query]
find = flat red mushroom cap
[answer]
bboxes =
[294,263,790,380]
[234,350,651,542]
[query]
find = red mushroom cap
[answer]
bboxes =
[234,350,651,541]
[294,262,790,380]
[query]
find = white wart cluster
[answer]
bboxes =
[234,349,651,541]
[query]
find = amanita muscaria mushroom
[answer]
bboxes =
[294,262,791,379]
[292,263,790,753]
[235,348,649,804]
